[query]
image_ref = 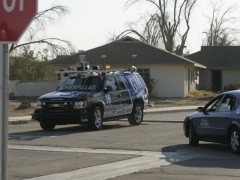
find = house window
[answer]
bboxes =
[138,68,150,83]
[191,69,195,84]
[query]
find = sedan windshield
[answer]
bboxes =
[58,76,103,92]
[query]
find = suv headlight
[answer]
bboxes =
[73,101,86,109]
[37,101,42,109]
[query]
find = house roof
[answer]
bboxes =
[50,36,205,68]
[186,46,240,68]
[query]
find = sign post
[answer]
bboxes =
[0,0,38,179]
[0,44,8,180]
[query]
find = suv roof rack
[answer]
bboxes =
[55,55,138,79]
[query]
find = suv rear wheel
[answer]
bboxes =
[128,103,143,125]
[88,106,103,130]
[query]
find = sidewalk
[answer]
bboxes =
[8,106,198,125]
[144,105,198,114]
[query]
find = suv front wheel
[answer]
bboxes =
[88,106,103,130]
[40,121,56,131]
[128,103,143,125]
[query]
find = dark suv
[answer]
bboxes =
[32,65,148,130]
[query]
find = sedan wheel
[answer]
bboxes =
[230,127,240,154]
[189,122,199,146]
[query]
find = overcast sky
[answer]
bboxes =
[38,0,240,54]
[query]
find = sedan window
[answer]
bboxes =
[218,95,235,112]
[205,95,223,112]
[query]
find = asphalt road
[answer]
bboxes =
[8,111,240,180]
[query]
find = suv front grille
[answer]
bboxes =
[42,101,73,113]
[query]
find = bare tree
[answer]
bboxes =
[118,0,197,55]
[117,16,162,47]
[142,17,162,47]
[9,5,76,57]
[203,1,240,46]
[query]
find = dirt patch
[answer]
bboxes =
[9,97,38,117]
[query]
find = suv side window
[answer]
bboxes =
[115,76,126,90]
[120,75,131,89]
[105,76,118,91]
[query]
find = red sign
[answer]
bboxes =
[0,0,38,43]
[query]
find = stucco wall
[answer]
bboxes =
[137,64,187,98]
[11,80,59,97]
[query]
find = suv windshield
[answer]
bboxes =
[58,76,103,92]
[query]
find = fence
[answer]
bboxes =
[9,80,59,97]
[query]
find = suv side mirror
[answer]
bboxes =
[104,86,113,93]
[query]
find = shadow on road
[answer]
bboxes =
[8,122,137,141]
[162,143,230,153]
[161,143,240,169]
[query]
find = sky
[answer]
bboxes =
[38,0,240,54]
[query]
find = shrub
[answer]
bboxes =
[186,90,216,99]
[223,83,240,91]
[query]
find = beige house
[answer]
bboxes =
[187,46,240,92]
[50,36,206,98]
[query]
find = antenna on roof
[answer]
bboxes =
[132,54,137,66]
[75,55,89,71]
[79,55,86,62]
[101,55,106,71]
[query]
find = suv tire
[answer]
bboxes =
[88,106,103,130]
[128,103,143,125]
[40,121,56,131]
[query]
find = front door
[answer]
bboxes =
[212,70,222,92]
[195,95,223,137]
[196,94,234,142]
[208,95,235,141]
[103,76,120,118]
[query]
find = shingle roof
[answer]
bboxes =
[50,36,205,68]
[186,46,240,68]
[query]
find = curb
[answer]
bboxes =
[144,106,198,114]
[8,116,33,125]
[8,107,198,125]
[144,108,197,114]
[8,120,31,125]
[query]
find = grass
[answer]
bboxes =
[186,90,216,99]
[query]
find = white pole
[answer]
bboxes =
[0,44,9,180]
